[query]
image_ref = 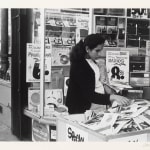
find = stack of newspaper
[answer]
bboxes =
[79,99,150,136]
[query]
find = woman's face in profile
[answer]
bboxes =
[87,44,105,61]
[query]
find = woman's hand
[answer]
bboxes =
[110,94,130,106]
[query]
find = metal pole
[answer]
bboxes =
[88,8,94,34]
[40,8,45,116]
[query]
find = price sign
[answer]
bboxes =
[106,51,129,84]
[66,124,88,142]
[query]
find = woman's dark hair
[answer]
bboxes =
[70,33,105,62]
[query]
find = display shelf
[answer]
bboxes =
[126,18,150,48]
[94,9,150,48]
[126,17,150,20]
[24,108,56,125]
[45,30,76,34]
[45,23,77,27]
[94,15,126,47]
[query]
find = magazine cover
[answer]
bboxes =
[45,89,63,107]
[28,88,40,114]
[51,47,70,66]
[106,51,129,84]
[26,43,52,82]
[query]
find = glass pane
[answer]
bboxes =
[45,9,89,66]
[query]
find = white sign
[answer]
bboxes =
[26,43,52,82]
[66,124,88,142]
[106,51,129,84]
[109,133,147,142]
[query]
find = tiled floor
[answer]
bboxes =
[0,122,20,141]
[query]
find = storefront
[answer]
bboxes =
[1,8,150,141]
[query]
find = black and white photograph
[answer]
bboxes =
[0,0,150,150]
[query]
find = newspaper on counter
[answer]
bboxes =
[78,99,150,136]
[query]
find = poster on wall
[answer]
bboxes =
[26,43,52,82]
[106,51,129,84]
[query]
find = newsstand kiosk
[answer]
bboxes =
[10,8,150,141]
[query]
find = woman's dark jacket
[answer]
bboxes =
[66,59,111,114]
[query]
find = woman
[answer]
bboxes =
[66,34,130,114]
